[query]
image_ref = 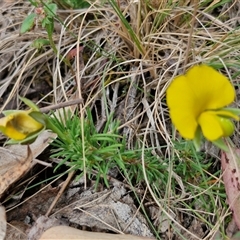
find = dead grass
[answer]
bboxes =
[1,0,240,239]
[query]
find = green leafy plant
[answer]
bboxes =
[20,1,58,53]
[20,0,91,68]
[49,109,168,188]
[54,0,90,9]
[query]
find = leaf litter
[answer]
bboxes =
[0,131,56,199]
[0,206,6,240]
[221,148,240,230]
[0,145,33,198]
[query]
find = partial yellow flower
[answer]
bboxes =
[166,64,238,141]
[0,110,43,140]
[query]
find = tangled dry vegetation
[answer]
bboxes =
[1,0,240,239]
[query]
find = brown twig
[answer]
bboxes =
[183,0,198,71]
[45,170,75,217]
[40,99,83,113]
[40,99,83,216]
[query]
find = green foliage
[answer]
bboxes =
[108,0,144,55]
[31,39,50,49]
[43,3,58,19]
[20,13,36,34]
[22,0,89,67]
[20,1,58,53]
[57,0,90,9]
[232,232,240,239]
[49,109,167,188]
[21,1,58,32]
[172,140,211,182]
[120,148,167,185]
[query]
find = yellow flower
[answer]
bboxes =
[0,110,43,141]
[166,64,238,141]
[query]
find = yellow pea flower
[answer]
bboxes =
[0,110,43,141]
[166,65,239,146]
[0,97,70,145]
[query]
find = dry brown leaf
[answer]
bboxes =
[221,148,240,229]
[0,131,57,198]
[66,46,84,61]
[0,206,6,240]
[6,220,28,240]
[0,146,33,198]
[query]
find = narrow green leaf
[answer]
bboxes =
[97,144,122,153]
[29,111,47,126]
[212,138,229,152]
[19,96,40,111]
[192,127,202,151]
[108,0,144,55]
[222,107,240,116]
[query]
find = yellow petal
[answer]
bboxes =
[3,124,27,140]
[168,108,198,139]
[0,112,43,140]
[167,64,235,139]
[0,115,10,127]
[0,115,26,140]
[12,112,43,134]
[198,111,234,141]
[166,74,203,139]
[185,65,235,110]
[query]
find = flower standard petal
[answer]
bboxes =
[185,65,235,110]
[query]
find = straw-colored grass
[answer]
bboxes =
[1,0,240,239]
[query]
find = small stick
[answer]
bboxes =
[183,0,198,71]
[40,99,82,216]
[45,170,75,217]
[40,99,83,113]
